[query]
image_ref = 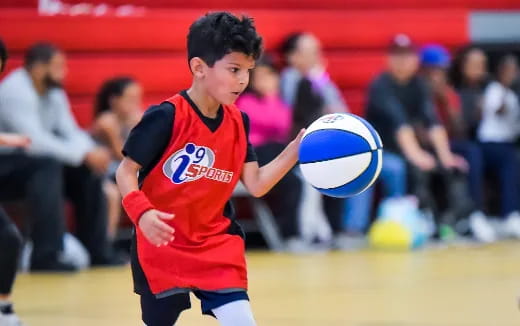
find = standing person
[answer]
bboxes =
[116,12,304,325]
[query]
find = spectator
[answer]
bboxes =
[476,54,520,239]
[0,42,125,266]
[92,77,143,241]
[236,55,309,252]
[0,39,77,274]
[450,46,489,139]
[365,34,471,240]
[420,44,491,242]
[281,33,366,249]
[280,32,348,113]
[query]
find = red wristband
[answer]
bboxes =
[122,190,155,225]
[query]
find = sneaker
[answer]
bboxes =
[0,304,24,326]
[0,312,24,326]
[284,237,328,254]
[439,224,458,242]
[469,211,496,243]
[503,211,520,238]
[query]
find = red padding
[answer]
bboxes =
[0,9,469,52]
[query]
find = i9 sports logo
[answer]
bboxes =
[162,143,234,184]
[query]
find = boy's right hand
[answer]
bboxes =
[138,210,175,247]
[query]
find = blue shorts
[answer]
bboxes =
[140,288,249,326]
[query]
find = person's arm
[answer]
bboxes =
[418,79,467,171]
[429,126,468,171]
[396,126,436,171]
[241,128,304,197]
[92,113,125,161]
[279,68,301,107]
[370,79,435,171]
[0,94,88,165]
[483,83,508,116]
[0,133,30,147]
[116,157,175,247]
[116,103,176,247]
[53,91,96,157]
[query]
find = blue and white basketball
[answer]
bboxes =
[298,113,383,198]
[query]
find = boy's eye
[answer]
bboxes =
[230,68,239,73]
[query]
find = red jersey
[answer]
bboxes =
[135,92,248,297]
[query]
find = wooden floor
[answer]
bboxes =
[12,242,520,326]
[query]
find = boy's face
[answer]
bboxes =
[204,52,255,105]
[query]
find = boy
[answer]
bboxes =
[116,12,305,326]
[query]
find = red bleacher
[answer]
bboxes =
[0,5,474,124]
[2,0,520,9]
[1,1,519,124]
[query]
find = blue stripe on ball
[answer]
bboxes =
[315,149,380,198]
[299,129,372,164]
[349,114,383,149]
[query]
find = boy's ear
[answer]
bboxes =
[189,57,206,78]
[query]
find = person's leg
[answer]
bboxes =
[64,165,114,264]
[343,152,408,234]
[195,290,255,326]
[343,188,373,234]
[481,143,519,217]
[0,153,70,270]
[256,143,302,240]
[212,300,256,326]
[0,208,22,299]
[380,152,407,197]
[450,140,484,210]
[140,289,190,326]
[103,180,121,241]
[322,196,344,235]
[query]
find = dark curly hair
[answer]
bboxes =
[187,12,263,67]
[95,76,136,116]
[0,39,7,73]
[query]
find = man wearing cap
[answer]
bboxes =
[365,34,471,240]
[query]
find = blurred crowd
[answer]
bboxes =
[0,31,520,270]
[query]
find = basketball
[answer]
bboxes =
[298,113,383,198]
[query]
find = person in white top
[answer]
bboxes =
[476,54,520,240]
[478,57,520,142]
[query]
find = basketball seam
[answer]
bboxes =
[348,114,383,149]
[299,148,379,165]
[300,128,374,164]
[312,149,380,190]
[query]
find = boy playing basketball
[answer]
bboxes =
[116,12,304,325]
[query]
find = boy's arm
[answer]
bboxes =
[241,129,305,197]
[116,157,174,246]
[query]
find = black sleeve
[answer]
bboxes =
[368,77,409,131]
[240,112,258,163]
[122,102,175,172]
